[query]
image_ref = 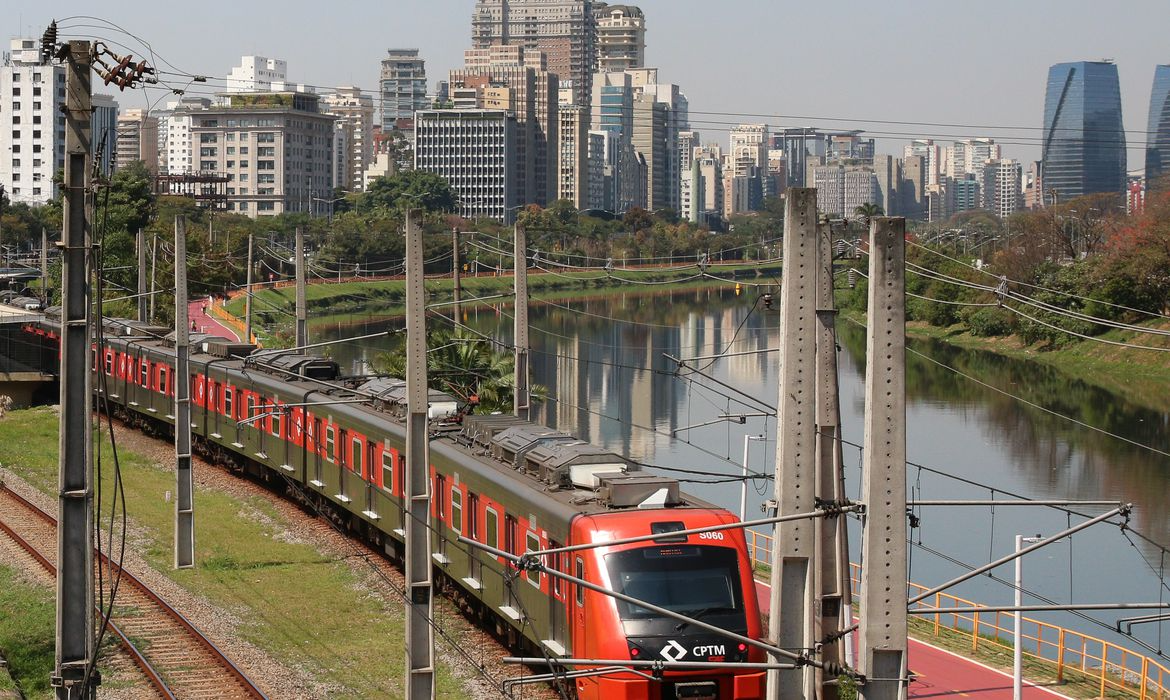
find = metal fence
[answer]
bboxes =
[745,528,1170,698]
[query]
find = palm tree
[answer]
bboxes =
[373,329,544,414]
[853,202,884,227]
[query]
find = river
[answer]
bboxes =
[318,286,1170,657]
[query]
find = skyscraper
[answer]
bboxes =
[595,3,646,72]
[0,38,67,204]
[472,0,596,107]
[1145,64,1170,189]
[322,87,376,192]
[1041,61,1126,201]
[380,50,428,126]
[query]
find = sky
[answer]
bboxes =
[4,1,1169,171]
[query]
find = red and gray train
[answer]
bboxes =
[24,312,765,700]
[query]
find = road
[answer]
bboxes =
[188,298,241,341]
[754,581,1071,698]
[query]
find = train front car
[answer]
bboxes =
[570,507,765,700]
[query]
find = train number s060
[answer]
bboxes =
[697,531,725,541]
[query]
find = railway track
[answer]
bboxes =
[0,483,267,699]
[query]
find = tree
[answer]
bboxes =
[853,202,884,226]
[359,171,457,214]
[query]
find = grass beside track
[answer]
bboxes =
[0,407,466,699]
[0,566,55,698]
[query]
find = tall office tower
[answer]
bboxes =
[380,49,428,126]
[558,103,589,207]
[946,138,1001,179]
[322,87,375,192]
[191,92,336,218]
[225,56,288,92]
[92,94,119,178]
[813,165,845,216]
[904,139,942,187]
[1042,61,1127,201]
[693,143,724,222]
[0,38,66,204]
[843,169,880,215]
[450,45,559,206]
[116,108,160,176]
[949,176,980,213]
[1024,160,1045,209]
[872,154,899,216]
[416,109,517,221]
[472,0,596,107]
[729,124,768,207]
[982,158,1023,219]
[678,130,699,221]
[625,68,686,211]
[1146,65,1170,190]
[595,3,646,72]
[900,155,926,219]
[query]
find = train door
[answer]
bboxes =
[467,493,482,585]
[311,418,325,487]
[337,428,349,501]
[434,475,447,560]
[396,453,407,534]
[504,515,518,611]
[572,556,586,655]
[365,441,377,517]
[548,545,567,652]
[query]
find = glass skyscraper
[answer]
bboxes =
[1146,65,1170,189]
[1041,61,1127,200]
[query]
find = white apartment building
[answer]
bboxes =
[678,130,699,221]
[162,97,211,175]
[596,3,646,72]
[843,169,880,215]
[190,92,335,217]
[557,103,589,207]
[225,56,288,93]
[115,108,159,176]
[321,87,375,192]
[813,165,845,216]
[983,158,1022,219]
[0,38,66,204]
[414,109,517,222]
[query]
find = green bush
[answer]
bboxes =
[965,306,1014,337]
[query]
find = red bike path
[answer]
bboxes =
[754,581,1072,698]
[188,298,241,342]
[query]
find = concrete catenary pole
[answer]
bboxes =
[858,217,909,700]
[149,233,158,323]
[404,208,435,699]
[174,217,194,569]
[766,188,819,700]
[40,227,49,306]
[244,233,254,344]
[54,38,98,700]
[814,217,852,698]
[295,226,307,347]
[136,228,147,322]
[452,228,462,322]
[513,223,530,420]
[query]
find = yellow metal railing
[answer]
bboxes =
[745,528,1170,698]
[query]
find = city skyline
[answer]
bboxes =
[3,1,1168,170]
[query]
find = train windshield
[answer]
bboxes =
[605,545,743,621]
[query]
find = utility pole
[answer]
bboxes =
[40,227,49,306]
[53,37,99,700]
[149,233,158,323]
[513,223,530,420]
[767,188,818,700]
[174,217,194,569]
[858,217,908,700]
[452,228,462,322]
[136,228,147,322]
[404,208,435,699]
[244,233,254,344]
[295,226,307,347]
[814,216,852,698]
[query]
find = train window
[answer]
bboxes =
[550,546,563,596]
[223,386,233,418]
[350,437,363,478]
[271,406,282,438]
[485,507,499,550]
[104,352,113,375]
[575,558,585,606]
[525,532,541,588]
[504,516,517,555]
[604,547,744,622]
[139,361,149,387]
[157,367,168,396]
[468,493,479,540]
[450,488,463,534]
[435,476,446,522]
[247,395,257,426]
[325,425,335,462]
[381,450,393,492]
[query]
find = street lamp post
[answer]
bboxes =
[1014,534,1043,700]
[740,434,766,522]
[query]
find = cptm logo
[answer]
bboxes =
[660,640,688,662]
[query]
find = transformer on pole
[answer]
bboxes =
[858,217,909,700]
[767,188,820,700]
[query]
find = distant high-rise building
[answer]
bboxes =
[678,130,699,221]
[948,176,980,214]
[0,38,67,204]
[161,96,210,176]
[1042,60,1126,201]
[191,92,336,217]
[322,87,375,192]
[472,0,596,107]
[1145,64,1170,190]
[872,154,899,216]
[225,56,288,93]
[92,94,119,177]
[983,159,1023,219]
[116,108,159,176]
[450,45,559,207]
[558,103,589,207]
[900,155,927,219]
[595,3,646,72]
[946,138,1001,181]
[813,165,845,216]
[904,139,942,187]
[416,109,517,222]
[380,49,428,125]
